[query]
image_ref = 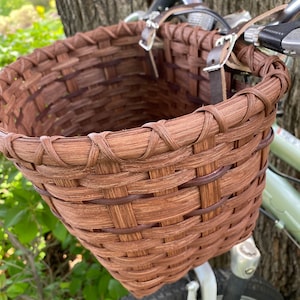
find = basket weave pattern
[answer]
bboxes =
[0,21,290,297]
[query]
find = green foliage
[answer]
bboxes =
[0,4,128,300]
[0,18,64,66]
[0,0,53,17]
[0,0,30,16]
[0,8,64,67]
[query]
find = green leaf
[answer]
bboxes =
[6,282,28,299]
[86,263,102,280]
[4,207,28,228]
[83,284,99,300]
[14,217,38,244]
[108,279,128,299]
[59,281,70,290]
[61,232,78,250]
[52,221,68,242]
[6,169,20,183]
[0,274,6,289]
[36,208,58,232]
[72,261,88,276]
[69,277,82,296]
[7,259,26,277]
[0,207,7,219]
[98,272,111,297]
[0,292,8,300]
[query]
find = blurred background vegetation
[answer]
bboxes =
[0,1,128,299]
[0,0,63,66]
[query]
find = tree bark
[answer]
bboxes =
[56,0,150,36]
[55,0,300,298]
[203,1,300,299]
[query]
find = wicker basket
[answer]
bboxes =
[0,20,290,298]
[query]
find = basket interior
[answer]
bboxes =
[0,46,207,138]
[0,22,244,138]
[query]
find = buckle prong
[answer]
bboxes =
[203,33,238,72]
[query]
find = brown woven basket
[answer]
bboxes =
[0,20,290,298]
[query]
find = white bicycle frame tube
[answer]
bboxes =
[190,237,261,300]
[271,123,300,171]
[193,262,217,300]
[262,123,300,244]
[263,168,300,242]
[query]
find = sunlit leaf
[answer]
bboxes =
[6,282,28,299]
[0,273,6,289]
[0,292,8,300]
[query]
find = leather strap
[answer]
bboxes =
[206,4,288,103]
[206,45,228,104]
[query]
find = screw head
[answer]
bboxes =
[245,267,255,275]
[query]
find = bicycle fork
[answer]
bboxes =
[223,236,261,300]
[186,236,261,300]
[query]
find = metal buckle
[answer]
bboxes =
[139,11,160,51]
[203,33,238,72]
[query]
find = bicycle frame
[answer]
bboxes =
[262,123,300,245]
[188,237,261,300]
[271,123,300,172]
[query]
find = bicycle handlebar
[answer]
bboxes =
[274,0,300,23]
[244,20,300,55]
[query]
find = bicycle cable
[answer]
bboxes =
[268,163,300,185]
[259,208,300,249]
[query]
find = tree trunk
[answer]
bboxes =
[204,1,300,299]
[56,0,150,36]
[55,0,300,298]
